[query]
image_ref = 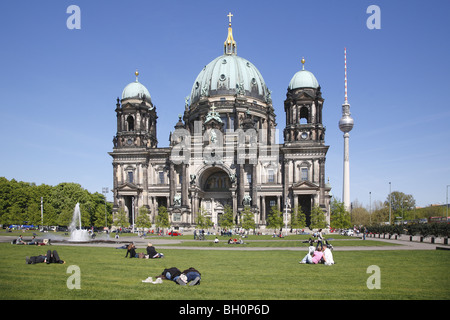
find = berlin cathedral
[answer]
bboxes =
[109,13,332,230]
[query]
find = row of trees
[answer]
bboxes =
[0,178,112,228]
[349,191,448,226]
[3,177,444,233]
[112,201,344,233]
[0,177,348,231]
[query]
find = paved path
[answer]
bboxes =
[2,234,447,251]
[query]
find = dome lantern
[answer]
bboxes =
[189,13,270,105]
[224,12,236,55]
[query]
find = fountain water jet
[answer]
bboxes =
[68,203,90,241]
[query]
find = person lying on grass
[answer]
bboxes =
[147,267,201,286]
[26,250,65,264]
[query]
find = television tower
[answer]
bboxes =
[339,48,354,212]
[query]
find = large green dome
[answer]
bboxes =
[190,54,270,105]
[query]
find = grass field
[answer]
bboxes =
[0,242,448,301]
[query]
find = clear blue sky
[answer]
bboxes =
[1,0,449,208]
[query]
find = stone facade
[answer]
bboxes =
[109,18,331,230]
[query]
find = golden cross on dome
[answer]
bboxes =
[227,12,233,26]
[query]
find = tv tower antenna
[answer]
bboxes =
[339,48,354,212]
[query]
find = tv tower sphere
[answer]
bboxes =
[339,105,354,133]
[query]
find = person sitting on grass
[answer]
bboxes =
[27,236,38,245]
[125,243,137,258]
[299,246,327,264]
[15,235,26,245]
[26,250,65,264]
[146,243,164,258]
[322,244,335,265]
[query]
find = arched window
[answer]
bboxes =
[127,115,135,131]
[299,106,309,124]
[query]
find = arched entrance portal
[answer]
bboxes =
[198,167,232,226]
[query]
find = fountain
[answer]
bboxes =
[68,203,90,242]
[46,202,125,245]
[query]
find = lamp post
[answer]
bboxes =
[132,196,135,233]
[369,191,372,225]
[284,198,291,237]
[389,182,392,225]
[446,185,449,222]
[102,187,109,230]
[40,197,44,226]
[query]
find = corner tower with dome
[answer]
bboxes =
[109,13,332,230]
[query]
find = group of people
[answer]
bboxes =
[227,237,244,244]
[120,242,201,286]
[124,242,164,259]
[299,237,335,266]
[22,241,202,286]
[14,235,49,246]
[194,229,207,240]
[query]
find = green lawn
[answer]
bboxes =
[0,243,448,300]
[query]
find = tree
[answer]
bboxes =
[370,200,389,225]
[136,206,152,230]
[241,206,255,231]
[58,207,76,227]
[50,183,90,216]
[290,206,306,230]
[5,203,23,225]
[155,206,170,232]
[196,207,212,229]
[43,205,58,226]
[310,205,327,229]
[25,202,41,225]
[219,204,234,229]
[350,199,370,226]
[330,198,351,229]
[114,207,130,229]
[267,205,283,230]
[0,177,110,228]
[385,191,416,223]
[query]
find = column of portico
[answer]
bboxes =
[143,164,149,207]
[293,193,298,210]
[251,164,257,207]
[261,196,266,224]
[238,164,245,208]
[169,162,175,206]
[181,164,188,206]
